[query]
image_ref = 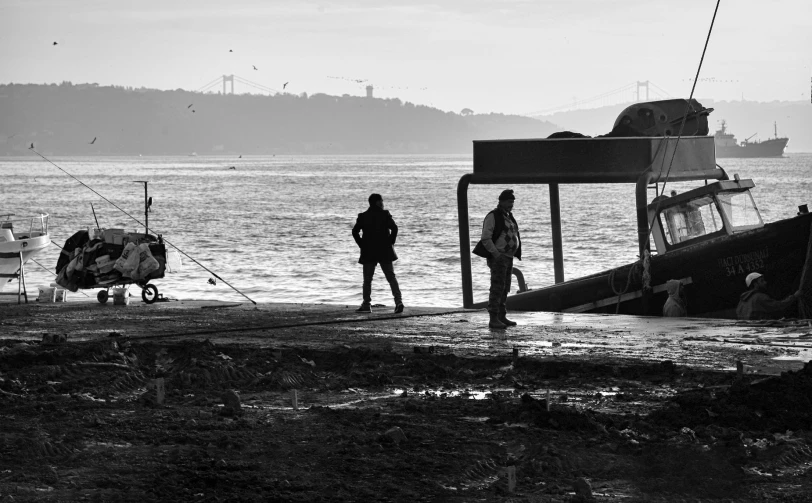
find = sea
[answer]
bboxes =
[1,153,810,308]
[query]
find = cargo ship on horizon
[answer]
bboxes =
[714,120,789,158]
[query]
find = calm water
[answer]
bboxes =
[1,154,810,307]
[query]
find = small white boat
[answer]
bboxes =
[0,213,51,293]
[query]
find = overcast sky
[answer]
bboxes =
[2,0,810,115]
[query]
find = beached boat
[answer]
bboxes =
[714,120,788,158]
[0,213,51,299]
[457,99,812,319]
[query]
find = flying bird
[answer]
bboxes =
[253,65,257,70]
[53,41,58,46]
[229,49,233,52]
[192,110,196,113]
[283,82,289,90]
[208,277,217,285]
[238,155,242,158]
[187,104,193,108]
[89,137,96,144]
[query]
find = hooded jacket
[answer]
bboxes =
[735,289,797,320]
[662,279,687,317]
[352,205,398,264]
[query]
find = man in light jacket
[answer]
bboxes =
[736,272,801,320]
[352,193,403,314]
[479,189,521,329]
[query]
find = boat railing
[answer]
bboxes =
[0,213,50,237]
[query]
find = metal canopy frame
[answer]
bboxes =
[457,135,725,308]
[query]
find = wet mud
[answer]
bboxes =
[2,301,812,501]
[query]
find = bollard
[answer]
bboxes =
[291,389,299,410]
[512,347,519,364]
[154,378,165,405]
[736,361,744,378]
[546,389,551,412]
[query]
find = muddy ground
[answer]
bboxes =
[2,300,812,502]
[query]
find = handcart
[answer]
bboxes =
[56,228,181,304]
[54,182,181,304]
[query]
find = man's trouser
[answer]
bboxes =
[487,255,513,314]
[362,261,402,305]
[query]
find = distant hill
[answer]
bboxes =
[0,83,560,156]
[532,99,812,153]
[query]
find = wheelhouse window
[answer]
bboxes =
[659,196,724,246]
[717,191,763,231]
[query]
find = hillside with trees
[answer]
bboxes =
[0,83,560,156]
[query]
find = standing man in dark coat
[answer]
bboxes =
[477,189,521,329]
[352,193,403,313]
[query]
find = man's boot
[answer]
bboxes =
[499,312,517,327]
[489,312,507,329]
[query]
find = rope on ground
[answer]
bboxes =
[127,309,475,341]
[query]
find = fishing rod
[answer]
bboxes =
[27,148,257,305]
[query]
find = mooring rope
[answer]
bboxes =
[27,148,257,305]
[611,0,721,312]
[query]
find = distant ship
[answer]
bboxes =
[714,120,788,158]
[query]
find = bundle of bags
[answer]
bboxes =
[56,239,161,292]
[113,242,161,280]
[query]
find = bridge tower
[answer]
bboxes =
[223,75,234,95]
[636,81,649,102]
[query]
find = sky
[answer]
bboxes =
[1,0,811,115]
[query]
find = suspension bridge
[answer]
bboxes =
[525,81,674,116]
[195,75,284,95]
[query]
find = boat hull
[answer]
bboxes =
[0,234,51,291]
[479,213,812,319]
[715,138,789,158]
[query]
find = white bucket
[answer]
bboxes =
[113,287,130,306]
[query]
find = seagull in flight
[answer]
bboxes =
[253,65,257,70]
[89,137,96,144]
[187,104,193,108]
[283,82,289,90]
[53,41,58,46]
[238,154,242,158]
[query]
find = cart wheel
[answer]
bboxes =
[97,290,109,304]
[142,284,159,304]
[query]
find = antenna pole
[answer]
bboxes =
[133,181,149,235]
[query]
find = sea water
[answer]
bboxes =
[1,154,810,307]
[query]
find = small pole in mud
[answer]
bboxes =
[154,378,165,405]
[546,389,551,412]
[291,389,299,410]
[736,360,744,379]
[505,466,516,492]
[512,347,519,364]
